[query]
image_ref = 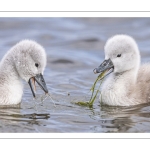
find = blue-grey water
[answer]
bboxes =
[0,18,150,132]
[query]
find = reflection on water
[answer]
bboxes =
[0,18,150,132]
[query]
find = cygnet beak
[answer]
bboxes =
[28,73,48,97]
[93,58,114,77]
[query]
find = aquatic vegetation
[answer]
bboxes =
[33,93,55,109]
[75,71,105,107]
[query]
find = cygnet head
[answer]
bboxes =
[94,35,141,77]
[5,40,48,97]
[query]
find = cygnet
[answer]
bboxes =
[94,34,150,106]
[0,40,48,105]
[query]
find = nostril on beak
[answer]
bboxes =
[103,62,106,66]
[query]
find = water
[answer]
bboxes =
[0,18,150,132]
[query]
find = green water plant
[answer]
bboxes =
[33,93,56,110]
[75,71,106,107]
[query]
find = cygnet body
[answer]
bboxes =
[0,40,48,105]
[94,34,150,106]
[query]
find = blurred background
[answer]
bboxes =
[0,18,150,133]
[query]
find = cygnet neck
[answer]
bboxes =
[0,52,23,105]
[114,67,139,86]
[101,67,140,106]
[0,53,20,80]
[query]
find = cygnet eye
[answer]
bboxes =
[35,63,39,67]
[117,54,121,57]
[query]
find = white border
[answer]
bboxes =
[0,0,150,11]
[0,133,149,139]
[0,12,150,17]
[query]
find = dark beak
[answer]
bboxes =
[28,73,48,97]
[93,58,114,77]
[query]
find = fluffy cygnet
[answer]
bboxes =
[94,34,150,106]
[0,40,48,105]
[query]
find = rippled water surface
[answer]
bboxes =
[0,18,150,133]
